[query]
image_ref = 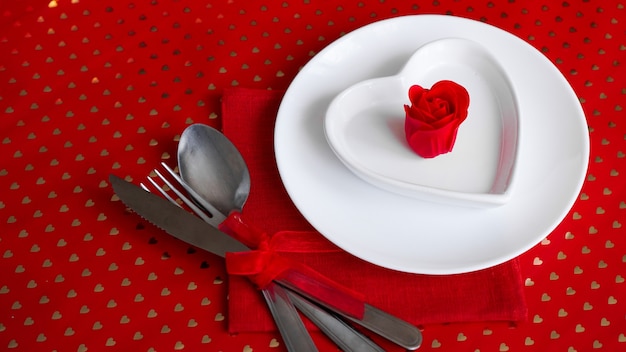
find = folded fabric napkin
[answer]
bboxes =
[221,87,527,334]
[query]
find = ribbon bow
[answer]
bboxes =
[219,213,366,319]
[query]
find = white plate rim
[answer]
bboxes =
[275,15,589,274]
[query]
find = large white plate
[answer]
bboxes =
[275,15,589,274]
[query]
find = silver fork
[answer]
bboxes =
[143,164,385,352]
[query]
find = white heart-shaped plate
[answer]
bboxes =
[324,38,518,207]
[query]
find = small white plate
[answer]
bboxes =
[275,15,589,274]
[324,38,518,207]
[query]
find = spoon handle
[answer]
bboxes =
[262,284,318,352]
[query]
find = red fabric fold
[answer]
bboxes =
[221,87,527,334]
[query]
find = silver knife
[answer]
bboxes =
[109,174,423,350]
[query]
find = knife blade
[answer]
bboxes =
[109,174,422,350]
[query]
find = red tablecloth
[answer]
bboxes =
[1,1,624,351]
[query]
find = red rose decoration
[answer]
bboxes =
[404,80,470,158]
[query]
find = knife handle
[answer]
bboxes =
[276,271,423,350]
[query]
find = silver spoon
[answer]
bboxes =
[177,124,316,351]
[177,124,388,351]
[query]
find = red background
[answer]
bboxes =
[1,0,624,351]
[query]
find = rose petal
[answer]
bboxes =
[429,80,470,120]
[408,85,426,103]
[404,105,437,125]
[406,120,462,158]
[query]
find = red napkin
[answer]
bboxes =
[221,87,527,334]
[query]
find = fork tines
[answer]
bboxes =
[141,162,214,224]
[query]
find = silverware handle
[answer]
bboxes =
[276,279,423,350]
[287,290,385,352]
[262,283,318,352]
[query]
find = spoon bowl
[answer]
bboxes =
[178,124,251,216]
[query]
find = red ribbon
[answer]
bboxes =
[219,212,366,319]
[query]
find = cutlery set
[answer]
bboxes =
[110,124,422,351]
[146,164,386,352]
